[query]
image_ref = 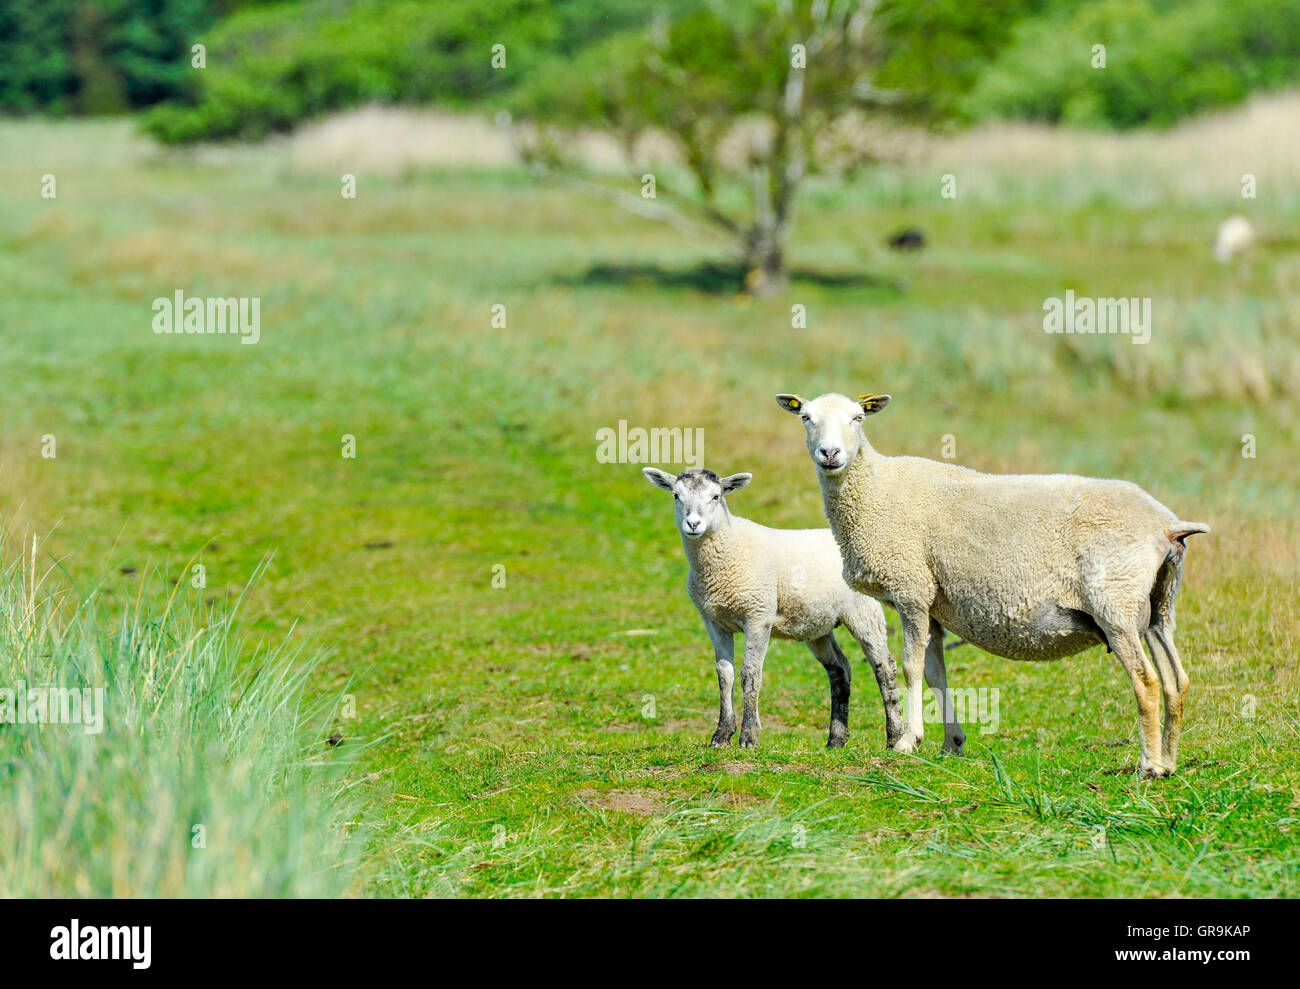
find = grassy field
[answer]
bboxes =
[1,105,1298,897]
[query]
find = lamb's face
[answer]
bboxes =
[642,467,752,540]
[775,392,891,476]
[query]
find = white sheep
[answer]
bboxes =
[642,466,903,749]
[775,392,1209,778]
[1214,215,1255,263]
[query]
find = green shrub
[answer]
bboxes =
[960,0,1300,128]
[143,0,701,144]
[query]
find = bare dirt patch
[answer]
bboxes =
[574,788,666,816]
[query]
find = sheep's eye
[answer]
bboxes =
[673,493,679,501]
[712,495,719,502]
[854,414,864,422]
[800,414,811,422]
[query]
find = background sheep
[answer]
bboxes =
[775,392,1209,778]
[642,467,903,749]
[1214,215,1255,263]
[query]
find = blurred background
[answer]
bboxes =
[2,0,1298,897]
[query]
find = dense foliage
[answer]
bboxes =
[2,0,1299,135]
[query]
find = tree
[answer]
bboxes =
[511,0,900,296]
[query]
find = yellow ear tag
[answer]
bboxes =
[789,398,801,410]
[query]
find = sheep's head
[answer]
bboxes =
[775,392,891,475]
[642,467,752,539]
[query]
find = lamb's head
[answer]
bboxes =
[775,392,891,475]
[642,467,752,539]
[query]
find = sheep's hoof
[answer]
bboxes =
[1140,762,1174,780]
[826,735,847,749]
[891,733,921,754]
[739,734,759,749]
[709,732,733,748]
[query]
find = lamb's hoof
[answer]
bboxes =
[826,734,847,749]
[710,733,733,748]
[1140,762,1174,780]
[739,733,759,749]
[891,733,921,754]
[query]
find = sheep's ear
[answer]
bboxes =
[720,472,752,494]
[642,467,677,492]
[775,394,804,414]
[857,394,891,416]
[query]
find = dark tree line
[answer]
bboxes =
[0,0,216,115]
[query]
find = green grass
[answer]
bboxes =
[0,539,363,896]
[1,117,1297,897]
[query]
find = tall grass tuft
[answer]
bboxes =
[0,535,363,897]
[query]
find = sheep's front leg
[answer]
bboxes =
[738,622,772,749]
[704,618,736,747]
[924,619,967,755]
[893,607,930,754]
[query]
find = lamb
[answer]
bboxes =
[1214,215,1255,263]
[775,392,1209,778]
[642,466,903,749]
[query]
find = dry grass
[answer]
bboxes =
[929,90,1300,206]
[197,89,1300,213]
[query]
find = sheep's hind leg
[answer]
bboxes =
[924,619,967,755]
[1146,551,1190,773]
[738,622,772,749]
[844,610,903,748]
[806,634,851,748]
[1144,627,1188,773]
[1109,627,1168,778]
[704,619,736,747]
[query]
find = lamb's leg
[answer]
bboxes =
[844,611,903,748]
[738,622,772,749]
[806,634,851,748]
[1110,628,1168,778]
[1145,622,1189,772]
[923,619,966,755]
[893,608,930,754]
[704,619,736,747]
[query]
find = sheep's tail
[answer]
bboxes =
[1167,522,1210,549]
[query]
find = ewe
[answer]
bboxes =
[775,393,1209,778]
[643,467,903,749]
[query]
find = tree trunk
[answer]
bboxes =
[741,62,803,297]
[742,221,789,297]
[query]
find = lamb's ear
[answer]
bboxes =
[857,394,892,415]
[642,467,677,492]
[775,394,804,414]
[720,472,752,494]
